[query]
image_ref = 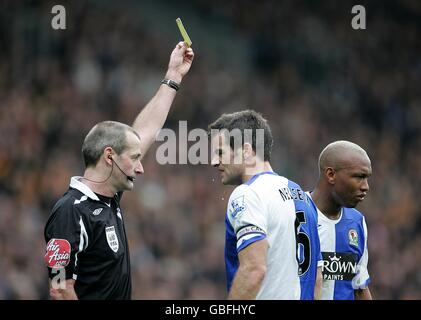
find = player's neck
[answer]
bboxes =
[311,187,342,220]
[242,161,273,183]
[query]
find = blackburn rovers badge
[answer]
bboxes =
[348,229,358,247]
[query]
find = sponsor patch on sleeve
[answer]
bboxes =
[44,238,71,268]
[229,195,247,219]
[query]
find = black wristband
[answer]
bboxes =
[161,79,180,91]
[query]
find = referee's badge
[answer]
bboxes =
[105,226,119,253]
[348,229,358,247]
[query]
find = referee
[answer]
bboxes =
[44,42,194,300]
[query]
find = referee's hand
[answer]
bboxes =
[165,41,194,84]
[49,279,78,300]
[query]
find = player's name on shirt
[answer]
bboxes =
[278,187,305,202]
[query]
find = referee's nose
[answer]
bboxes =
[135,161,144,175]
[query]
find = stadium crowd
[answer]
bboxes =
[0,0,420,299]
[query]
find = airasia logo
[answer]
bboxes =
[44,238,71,268]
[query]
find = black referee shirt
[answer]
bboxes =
[44,177,131,299]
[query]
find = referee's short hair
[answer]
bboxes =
[82,121,140,168]
[208,109,273,161]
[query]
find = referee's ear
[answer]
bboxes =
[103,147,114,166]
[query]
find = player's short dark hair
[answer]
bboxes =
[208,109,273,161]
[82,121,140,168]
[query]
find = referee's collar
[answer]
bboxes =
[70,176,100,201]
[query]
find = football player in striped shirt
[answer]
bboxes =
[209,110,312,299]
[297,194,323,300]
[309,140,372,300]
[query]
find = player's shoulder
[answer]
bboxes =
[230,175,275,197]
[343,207,366,222]
[229,172,295,202]
[229,183,254,201]
[286,178,304,191]
[227,182,263,213]
[244,172,290,192]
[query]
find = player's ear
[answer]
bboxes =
[243,143,254,159]
[325,167,336,185]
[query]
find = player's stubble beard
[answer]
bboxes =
[222,165,244,186]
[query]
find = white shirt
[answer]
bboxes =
[225,172,301,299]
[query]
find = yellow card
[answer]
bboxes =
[176,18,192,47]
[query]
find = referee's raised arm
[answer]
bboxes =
[132,41,194,157]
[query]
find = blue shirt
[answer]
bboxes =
[309,194,370,300]
[292,183,322,300]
